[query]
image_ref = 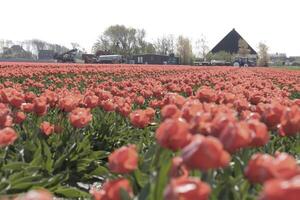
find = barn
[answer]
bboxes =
[211,28,257,55]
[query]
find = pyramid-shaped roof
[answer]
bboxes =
[211,29,257,55]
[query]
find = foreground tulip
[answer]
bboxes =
[144,107,156,120]
[40,121,55,136]
[156,118,191,151]
[129,109,150,128]
[117,103,132,117]
[101,100,116,112]
[279,105,300,136]
[245,152,299,184]
[244,153,275,183]
[261,103,284,130]
[69,107,92,128]
[15,189,53,200]
[90,179,133,200]
[259,175,300,200]
[21,103,34,113]
[196,87,216,103]
[181,135,230,171]
[14,111,26,124]
[169,157,189,178]
[0,104,12,128]
[109,145,138,174]
[135,96,145,105]
[219,121,252,152]
[164,177,211,200]
[161,104,181,120]
[0,127,18,147]
[33,97,48,116]
[247,120,269,147]
[59,96,78,112]
[84,95,99,108]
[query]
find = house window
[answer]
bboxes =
[137,56,143,63]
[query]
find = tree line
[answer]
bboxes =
[0,24,269,66]
[92,25,206,65]
[0,39,69,60]
[92,25,269,66]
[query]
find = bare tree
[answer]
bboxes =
[154,35,175,55]
[176,36,193,65]
[195,34,209,60]
[71,42,80,49]
[257,42,269,67]
[93,25,146,56]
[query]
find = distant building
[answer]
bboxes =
[211,28,257,55]
[38,50,55,60]
[208,29,257,66]
[287,56,300,66]
[132,54,179,65]
[269,53,287,66]
[1,45,34,59]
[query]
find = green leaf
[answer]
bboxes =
[54,186,90,198]
[1,162,29,170]
[11,175,43,185]
[138,183,151,200]
[44,174,68,188]
[53,154,68,171]
[89,166,109,176]
[89,151,109,160]
[154,150,172,200]
[0,181,9,192]
[30,140,43,167]
[134,169,148,188]
[8,171,26,182]
[120,188,132,200]
[42,140,53,172]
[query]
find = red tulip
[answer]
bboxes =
[248,120,269,147]
[15,189,53,200]
[169,157,189,178]
[219,121,252,152]
[69,107,92,128]
[161,104,181,120]
[14,111,26,124]
[129,109,150,128]
[182,135,230,171]
[156,118,191,151]
[40,121,55,136]
[90,179,133,200]
[279,105,300,136]
[164,176,211,200]
[245,152,299,184]
[259,175,300,200]
[108,145,138,174]
[0,127,18,147]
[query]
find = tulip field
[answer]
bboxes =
[0,62,300,200]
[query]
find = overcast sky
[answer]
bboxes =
[1,0,299,56]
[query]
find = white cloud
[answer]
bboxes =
[1,0,299,55]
